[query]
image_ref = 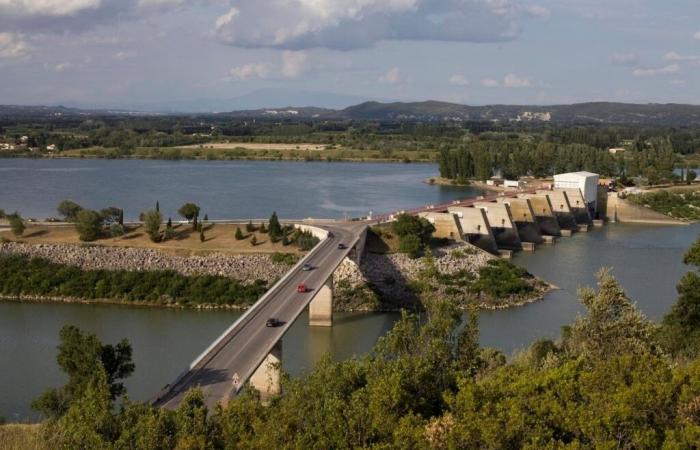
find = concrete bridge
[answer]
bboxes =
[152,221,368,409]
[152,185,596,410]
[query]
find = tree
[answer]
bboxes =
[57,200,83,222]
[203,213,208,222]
[269,211,282,239]
[246,220,255,232]
[251,235,257,246]
[32,325,134,418]
[178,203,200,222]
[259,222,267,233]
[155,200,160,212]
[143,209,162,243]
[235,227,244,240]
[200,230,205,242]
[687,170,697,184]
[399,234,422,258]
[569,268,656,360]
[118,209,124,226]
[392,213,435,245]
[100,207,121,225]
[684,236,700,267]
[75,209,103,242]
[8,213,25,236]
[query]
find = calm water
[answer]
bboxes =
[0,159,480,220]
[1,158,699,420]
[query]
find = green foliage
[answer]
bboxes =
[57,200,83,222]
[7,213,25,236]
[0,208,5,219]
[684,235,700,267]
[268,211,282,239]
[293,229,319,251]
[143,209,162,243]
[245,220,255,232]
[270,252,298,265]
[259,222,267,233]
[100,207,122,225]
[32,325,133,419]
[473,259,533,298]
[75,209,103,242]
[177,203,200,222]
[199,230,205,242]
[109,223,125,237]
[234,227,244,240]
[398,234,422,258]
[0,254,267,307]
[250,235,257,246]
[627,189,700,221]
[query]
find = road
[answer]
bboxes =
[152,221,367,410]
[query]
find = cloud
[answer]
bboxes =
[663,51,699,62]
[0,32,31,59]
[281,51,307,78]
[228,63,270,81]
[379,67,401,84]
[632,63,680,77]
[481,78,499,87]
[609,52,638,67]
[503,73,530,88]
[54,62,73,72]
[113,51,135,61]
[449,74,470,86]
[213,0,550,50]
[694,31,700,40]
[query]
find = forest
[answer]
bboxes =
[9,233,700,449]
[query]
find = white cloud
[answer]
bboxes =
[670,79,686,86]
[481,78,499,87]
[213,0,550,50]
[609,52,638,67]
[632,63,680,77]
[0,0,101,17]
[663,51,699,62]
[379,67,401,84]
[694,31,700,40]
[0,32,31,59]
[281,51,307,78]
[112,51,135,61]
[54,62,73,72]
[228,63,270,81]
[503,73,531,88]
[449,74,470,86]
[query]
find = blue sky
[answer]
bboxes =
[0,0,698,110]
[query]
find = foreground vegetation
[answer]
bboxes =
[0,254,267,307]
[16,233,700,448]
[627,188,700,221]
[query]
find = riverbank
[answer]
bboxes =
[0,240,549,311]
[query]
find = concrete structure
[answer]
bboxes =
[448,207,499,255]
[496,197,544,249]
[474,202,522,251]
[153,222,368,410]
[249,341,282,402]
[309,277,333,327]
[419,212,464,241]
[517,193,562,238]
[606,193,689,225]
[538,189,577,233]
[553,172,600,214]
[558,188,592,227]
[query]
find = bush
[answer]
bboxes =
[271,252,299,265]
[178,203,200,222]
[235,227,244,240]
[474,259,533,298]
[143,210,162,243]
[295,230,320,251]
[259,223,267,233]
[8,213,25,236]
[109,223,125,237]
[200,230,205,242]
[399,234,422,258]
[57,200,83,222]
[251,235,257,246]
[246,220,255,232]
[75,209,103,242]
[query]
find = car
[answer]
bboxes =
[302,263,313,271]
[266,318,282,327]
[297,283,308,293]
[337,243,348,250]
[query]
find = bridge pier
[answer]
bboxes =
[249,340,282,402]
[309,275,333,327]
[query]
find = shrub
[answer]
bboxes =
[178,203,200,222]
[8,213,25,236]
[271,252,299,265]
[143,210,162,243]
[295,230,319,251]
[235,227,244,240]
[474,259,533,298]
[57,200,83,222]
[259,223,267,233]
[109,223,125,237]
[246,220,255,232]
[75,209,103,242]
[399,234,422,258]
[251,235,257,246]
[200,230,205,242]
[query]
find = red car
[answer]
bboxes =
[297,283,307,293]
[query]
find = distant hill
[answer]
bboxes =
[2,101,700,126]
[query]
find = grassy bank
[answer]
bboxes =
[0,254,267,308]
[627,187,700,221]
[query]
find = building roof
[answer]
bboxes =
[554,171,599,179]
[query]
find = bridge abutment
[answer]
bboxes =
[309,275,333,327]
[249,340,282,402]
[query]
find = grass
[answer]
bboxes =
[627,188,700,221]
[0,223,303,257]
[0,424,46,450]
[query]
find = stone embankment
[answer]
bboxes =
[0,242,290,283]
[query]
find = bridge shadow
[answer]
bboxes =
[357,252,424,312]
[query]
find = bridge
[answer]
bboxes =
[153,183,601,409]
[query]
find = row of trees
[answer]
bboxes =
[28,233,700,448]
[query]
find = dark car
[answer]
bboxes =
[266,318,282,328]
[337,243,348,250]
[302,263,313,271]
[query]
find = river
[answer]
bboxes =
[1,158,698,420]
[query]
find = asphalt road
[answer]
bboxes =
[152,221,367,410]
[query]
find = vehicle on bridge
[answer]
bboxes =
[337,243,348,249]
[266,318,282,327]
[302,263,313,271]
[297,283,308,293]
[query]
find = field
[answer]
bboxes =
[0,424,45,450]
[0,223,303,256]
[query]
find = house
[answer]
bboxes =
[553,171,600,213]
[608,147,626,154]
[46,144,57,152]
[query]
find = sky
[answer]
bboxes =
[0,0,699,111]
